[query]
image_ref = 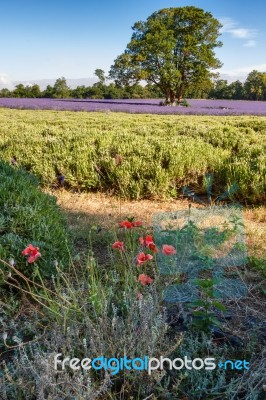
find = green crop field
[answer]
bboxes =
[0,108,265,202]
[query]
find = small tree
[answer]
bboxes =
[13,84,27,98]
[209,79,229,99]
[0,88,11,97]
[42,84,54,98]
[109,6,222,105]
[52,77,70,98]
[244,70,265,100]
[94,69,106,85]
[29,84,41,98]
[71,85,87,99]
[228,80,244,100]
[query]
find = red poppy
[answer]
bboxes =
[148,242,159,253]
[22,244,39,256]
[162,244,176,256]
[112,241,124,251]
[27,253,41,263]
[22,244,41,263]
[132,221,142,227]
[138,274,154,285]
[119,220,134,229]
[139,235,158,253]
[136,252,153,266]
[139,235,153,246]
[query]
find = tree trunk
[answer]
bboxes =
[164,90,176,106]
[164,90,170,105]
[177,82,185,103]
[169,91,176,106]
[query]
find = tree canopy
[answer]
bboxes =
[109,6,223,105]
[244,70,266,101]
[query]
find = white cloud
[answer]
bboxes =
[244,40,256,47]
[230,28,256,39]
[219,17,237,33]
[0,73,12,88]
[219,63,266,82]
[235,63,266,73]
[219,17,257,46]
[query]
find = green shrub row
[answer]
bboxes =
[0,109,265,202]
[0,160,71,279]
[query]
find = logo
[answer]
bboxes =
[54,354,249,375]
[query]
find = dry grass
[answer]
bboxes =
[48,189,265,260]
[244,207,266,259]
[50,189,191,228]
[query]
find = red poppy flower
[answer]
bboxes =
[139,235,158,253]
[22,244,41,263]
[27,253,41,263]
[132,221,142,227]
[148,242,159,253]
[136,252,153,266]
[112,241,124,251]
[162,244,176,256]
[22,244,39,256]
[119,220,134,229]
[138,274,154,285]
[139,235,153,246]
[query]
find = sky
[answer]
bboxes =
[1,0,266,88]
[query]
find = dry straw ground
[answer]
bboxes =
[50,189,265,260]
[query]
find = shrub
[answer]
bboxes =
[0,161,71,280]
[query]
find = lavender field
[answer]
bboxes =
[0,97,266,115]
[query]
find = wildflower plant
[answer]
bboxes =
[0,215,265,399]
[0,161,71,282]
[0,219,175,399]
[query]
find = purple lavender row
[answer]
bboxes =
[0,98,266,115]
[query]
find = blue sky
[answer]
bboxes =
[0,0,266,87]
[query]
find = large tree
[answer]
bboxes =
[109,7,223,105]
